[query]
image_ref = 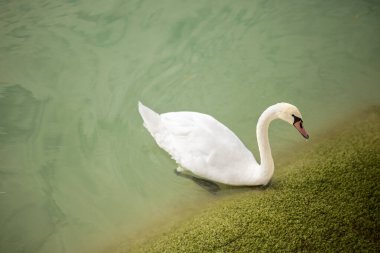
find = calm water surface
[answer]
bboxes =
[0,0,379,252]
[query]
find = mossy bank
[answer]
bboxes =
[120,108,380,252]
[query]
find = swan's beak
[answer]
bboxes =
[293,121,309,139]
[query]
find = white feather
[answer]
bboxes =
[138,102,306,186]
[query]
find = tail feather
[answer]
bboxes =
[138,101,161,134]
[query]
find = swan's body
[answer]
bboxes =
[138,102,308,186]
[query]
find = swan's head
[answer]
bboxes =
[275,103,309,139]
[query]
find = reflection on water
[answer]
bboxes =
[0,0,379,252]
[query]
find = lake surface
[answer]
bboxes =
[0,0,379,252]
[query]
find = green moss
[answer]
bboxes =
[122,109,380,253]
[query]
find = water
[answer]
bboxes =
[0,0,379,252]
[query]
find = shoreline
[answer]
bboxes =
[116,106,379,252]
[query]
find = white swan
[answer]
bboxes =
[138,102,309,186]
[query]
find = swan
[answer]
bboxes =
[138,102,309,186]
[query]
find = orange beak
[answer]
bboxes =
[293,120,309,139]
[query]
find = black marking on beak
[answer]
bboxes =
[292,114,302,124]
[292,114,309,139]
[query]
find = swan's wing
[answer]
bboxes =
[153,111,257,176]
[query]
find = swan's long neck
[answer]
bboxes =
[255,105,277,183]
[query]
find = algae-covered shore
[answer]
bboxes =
[120,108,379,253]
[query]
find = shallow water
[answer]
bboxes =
[0,1,379,252]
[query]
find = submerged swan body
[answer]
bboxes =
[138,102,309,186]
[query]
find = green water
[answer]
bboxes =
[0,1,379,252]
